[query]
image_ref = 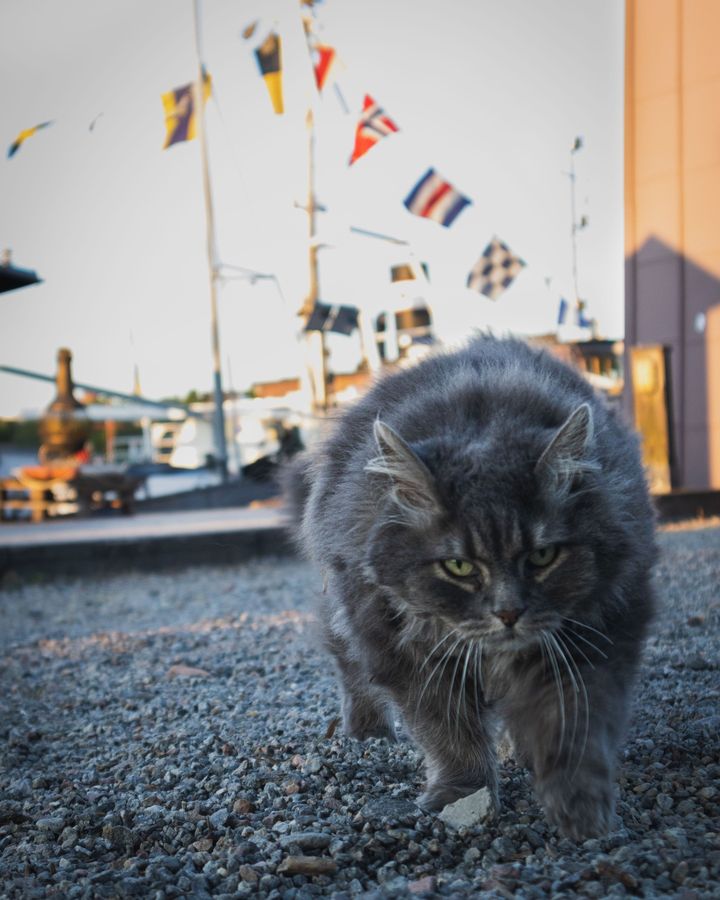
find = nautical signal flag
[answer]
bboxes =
[349,95,399,165]
[557,297,569,325]
[242,20,259,40]
[255,32,283,114]
[302,17,338,95]
[467,237,526,300]
[305,302,359,335]
[311,43,336,92]
[577,300,593,328]
[161,70,211,149]
[7,121,53,158]
[403,168,471,228]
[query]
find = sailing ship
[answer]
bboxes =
[181,0,447,477]
[1,0,618,498]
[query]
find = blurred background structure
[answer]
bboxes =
[1,0,719,523]
[625,0,720,493]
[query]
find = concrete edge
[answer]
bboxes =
[653,490,720,522]
[0,526,295,582]
[2,489,719,583]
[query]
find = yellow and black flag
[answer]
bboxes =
[254,32,283,114]
[7,121,53,158]
[161,70,211,149]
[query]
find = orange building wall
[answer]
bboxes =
[625,0,720,488]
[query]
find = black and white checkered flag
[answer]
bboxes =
[467,236,526,300]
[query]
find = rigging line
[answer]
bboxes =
[349,226,409,246]
[218,269,289,309]
[207,85,291,313]
[218,263,275,277]
[204,72,289,306]
[207,78,253,208]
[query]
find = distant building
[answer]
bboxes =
[530,336,624,400]
[251,370,372,403]
[625,0,720,489]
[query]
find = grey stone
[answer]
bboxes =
[208,808,229,829]
[35,817,65,833]
[438,788,494,829]
[361,799,420,820]
[279,832,332,851]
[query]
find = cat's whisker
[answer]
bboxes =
[438,636,463,687]
[547,631,580,764]
[456,640,474,744]
[446,639,468,738]
[553,630,591,777]
[418,630,455,674]
[415,634,463,718]
[562,617,614,645]
[472,641,484,723]
[562,626,609,660]
[541,631,566,762]
[544,633,567,758]
[559,628,596,670]
[476,640,485,693]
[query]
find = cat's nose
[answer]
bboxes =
[494,608,523,628]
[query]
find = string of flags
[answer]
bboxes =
[6,1,592,335]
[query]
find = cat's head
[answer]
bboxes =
[364,405,603,650]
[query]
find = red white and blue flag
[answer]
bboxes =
[403,168,471,227]
[349,94,399,165]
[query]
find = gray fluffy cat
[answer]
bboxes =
[289,336,656,839]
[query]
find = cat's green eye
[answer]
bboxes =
[441,558,476,578]
[527,545,558,568]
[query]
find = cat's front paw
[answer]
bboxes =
[541,782,616,840]
[345,721,397,742]
[342,696,397,742]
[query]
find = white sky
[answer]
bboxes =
[0,0,624,418]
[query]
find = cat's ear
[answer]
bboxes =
[536,403,597,492]
[366,419,441,519]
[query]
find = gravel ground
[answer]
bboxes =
[1,523,719,899]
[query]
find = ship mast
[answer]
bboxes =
[301,107,329,412]
[192,0,229,478]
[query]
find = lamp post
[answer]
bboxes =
[568,136,595,337]
[569,136,586,306]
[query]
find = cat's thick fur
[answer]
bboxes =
[289,337,656,839]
